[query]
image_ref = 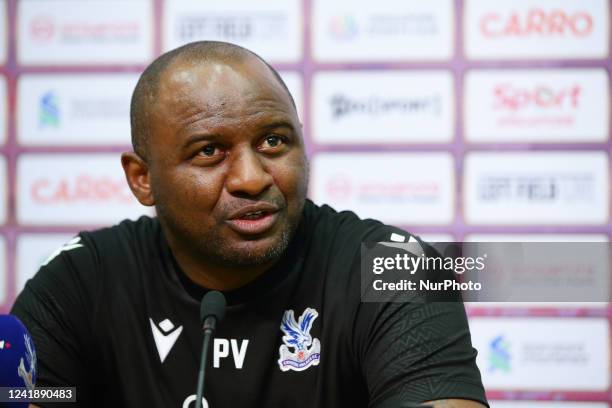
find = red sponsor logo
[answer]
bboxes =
[31,175,134,204]
[493,83,581,111]
[325,174,353,200]
[61,21,140,38]
[480,9,593,38]
[29,15,140,44]
[30,16,55,42]
[325,175,439,202]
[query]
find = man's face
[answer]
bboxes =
[146,57,308,267]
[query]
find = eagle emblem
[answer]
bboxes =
[17,334,36,389]
[277,308,321,372]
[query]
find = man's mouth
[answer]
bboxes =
[226,204,281,236]
[241,210,268,220]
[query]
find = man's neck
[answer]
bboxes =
[164,234,278,292]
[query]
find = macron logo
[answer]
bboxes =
[149,318,183,363]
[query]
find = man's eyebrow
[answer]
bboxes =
[180,120,296,149]
[258,120,296,132]
[181,133,219,149]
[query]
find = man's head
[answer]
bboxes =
[122,41,308,270]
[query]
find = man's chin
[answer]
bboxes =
[213,232,291,267]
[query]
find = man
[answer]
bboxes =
[12,41,488,408]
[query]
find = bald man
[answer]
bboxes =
[12,41,488,408]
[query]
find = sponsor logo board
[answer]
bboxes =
[312,71,453,144]
[310,153,454,225]
[0,235,5,305]
[312,0,454,61]
[18,74,138,145]
[464,69,609,143]
[464,236,609,308]
[465,234,609,242]
[0,75,6,145]
[491,402,609,408]
[464,0,609,60]
[279,71,303,122]
[17,0,153,65]
[163,0,302,63]
[17,154,153,225]
[0,0,6,65]
[16,233,76,294]
[463,152,610,225]
[470,317,610,390]
[0,155,6,225]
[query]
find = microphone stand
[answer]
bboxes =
[195,317,216,408]
[195,291,226,408]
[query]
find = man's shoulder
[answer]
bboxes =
[81,215,159,249]
[304,200,416,246]
[34,215,159,282]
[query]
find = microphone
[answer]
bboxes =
[0,315,37,408]
[195,291,226,408]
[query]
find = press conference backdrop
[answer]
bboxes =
[0,0,610,405]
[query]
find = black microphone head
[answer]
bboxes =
[200,290,226,324]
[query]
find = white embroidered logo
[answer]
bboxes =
[277,308,321,372]
[17,334,36,390]
[42,236,83,266]
[149,318,183,363]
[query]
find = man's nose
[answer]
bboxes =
[225,148,274,196]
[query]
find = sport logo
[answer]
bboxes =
[277,308,321,372]
[493,84,581,112]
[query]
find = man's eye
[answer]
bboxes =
[261,135,284,149]
[199,145,220,157]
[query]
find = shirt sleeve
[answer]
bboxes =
[10,236,97,407]
[353,230,489,408]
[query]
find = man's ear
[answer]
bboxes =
[121,152,155,206]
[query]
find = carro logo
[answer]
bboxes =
[480,9,593,38]
[17,154,151,225]
[464,0,608,60]
[30,175,134,204]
